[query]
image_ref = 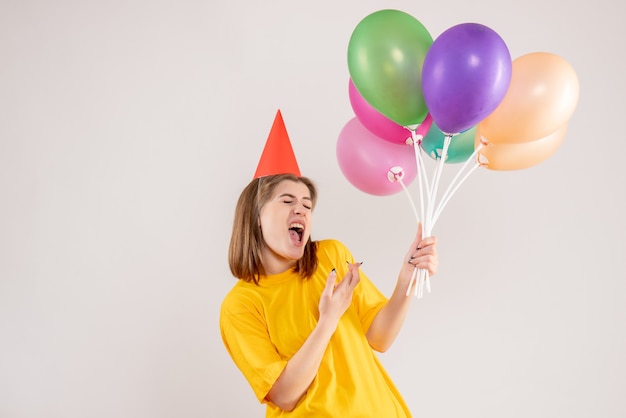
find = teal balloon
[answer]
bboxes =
[421,124,476,164]
[348,9,433,127]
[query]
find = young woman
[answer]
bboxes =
[220,173,438,417]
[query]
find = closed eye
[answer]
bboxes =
[278,194,313,210]
[283,200,311,210]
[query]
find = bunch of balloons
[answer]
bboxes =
[336,9,579,296]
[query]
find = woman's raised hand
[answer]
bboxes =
[318,264,361,325]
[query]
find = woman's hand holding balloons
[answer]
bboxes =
[401,225,438,284]
[338,8,580,297]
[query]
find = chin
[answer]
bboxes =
[287,247,306,261]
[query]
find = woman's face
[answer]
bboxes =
[258,180,313,274]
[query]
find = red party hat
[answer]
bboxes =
[254,109,301,179]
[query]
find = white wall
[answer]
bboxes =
[1,0,624,417]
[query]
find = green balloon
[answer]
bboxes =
[348,9,433,127]
[421,124,477,164]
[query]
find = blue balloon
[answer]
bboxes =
[422,23,512,135]
[421,124,476,164]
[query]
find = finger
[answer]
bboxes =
[346,263,361,288]
[406,231,422,262]
[410,253,434,266]
[335,269,353,291]
[414,245,437,257]
[411,255,438,274]
[350,273,361,289]
[409,237,437,262]
[324,269,337,294]
[346,261,361,275]
[417,222,423,245]
[418,235,437,248]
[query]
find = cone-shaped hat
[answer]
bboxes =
[254,109,301,179]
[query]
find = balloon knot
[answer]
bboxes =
[387,166,405,182]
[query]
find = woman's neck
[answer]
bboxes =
[260,249,298,276]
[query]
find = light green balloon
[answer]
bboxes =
[348,9,433,127]
[421,124,477,164]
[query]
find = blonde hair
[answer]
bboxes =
[228,174,318,284]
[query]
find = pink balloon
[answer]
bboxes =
[349,79,413,144]
[415,113,433,141]
[336,117,417,196]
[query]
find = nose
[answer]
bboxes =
[293,203,306,215]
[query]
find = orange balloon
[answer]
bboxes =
[476,125,567,171]
[478,52,579,144]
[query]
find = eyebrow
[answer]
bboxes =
[278,193,312,202]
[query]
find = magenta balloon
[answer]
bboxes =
[422,23,512,134]
[348,79,412,144]
[336,117,417,196]
[415,113,433,140]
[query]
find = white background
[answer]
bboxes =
[1,0,624,417]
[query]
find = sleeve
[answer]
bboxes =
[220,292,287,404]
[352,270,388,333]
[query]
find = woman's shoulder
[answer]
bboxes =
[315,238,348,251]
[220,280,262,317]
[315,239,354,261]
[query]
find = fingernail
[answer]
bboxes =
[331,268,336,273]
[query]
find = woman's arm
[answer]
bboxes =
[266,265,361,411]
[366,226,438,352]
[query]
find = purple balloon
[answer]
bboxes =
[422,23,512,135]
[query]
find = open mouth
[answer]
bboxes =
[289,223,304,244]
